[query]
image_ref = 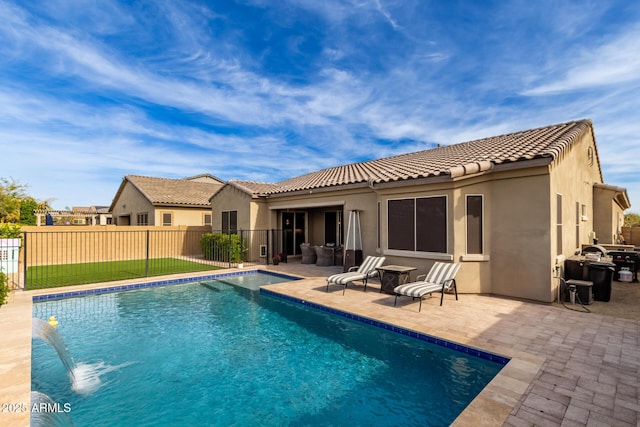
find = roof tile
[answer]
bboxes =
[127,175,223,206]
[266,119,591,194]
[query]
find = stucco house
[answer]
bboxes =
[109,174,224,226]
[210,119,630,303]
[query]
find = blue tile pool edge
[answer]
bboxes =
[260,288,510,366]
[31,269,301,301]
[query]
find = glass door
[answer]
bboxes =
[282,212,307,256]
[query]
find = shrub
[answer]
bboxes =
[0,272,9,307]
[200,233,246,262]
[0,222,21,238]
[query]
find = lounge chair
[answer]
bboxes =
[326,256,386,294]
[393,262,460,311]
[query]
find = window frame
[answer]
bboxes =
[387,195,448,255]
[137,212,149,226]
[222,210,238,234]
[161,212,173,227]
[465,194,484,255]
[556,193,563,255]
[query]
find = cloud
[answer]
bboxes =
[521,24,640,96]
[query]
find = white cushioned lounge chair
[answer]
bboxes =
[393,262,460,311]
[326,256,386,295]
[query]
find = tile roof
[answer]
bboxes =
[227,180,280,195]
[266,119,593,194]
[126,175,223,207]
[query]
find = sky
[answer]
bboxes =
[1,0,639,212]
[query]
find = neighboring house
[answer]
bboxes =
[71,206,113,225]
[109,174,224,226]
[210,119,630,303]
[34,206,112,226]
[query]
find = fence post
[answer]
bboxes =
[22,231,27,290]
[145,230,150,277]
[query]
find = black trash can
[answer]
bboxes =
[564,257,587,281]
[588,261,615,302]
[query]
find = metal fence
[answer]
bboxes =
[20,228,284,289]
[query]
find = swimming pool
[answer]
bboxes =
[32,271,506,426]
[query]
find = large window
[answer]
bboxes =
[466,195,483,254]
[388,196,447,253]
[222,211,237,234]
[137,213,148,226]
[162,212,172,226]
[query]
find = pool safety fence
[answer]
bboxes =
[19,228,285,289]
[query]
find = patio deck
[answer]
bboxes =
[1,262,639,426]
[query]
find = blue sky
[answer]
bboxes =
[1,0,638,211]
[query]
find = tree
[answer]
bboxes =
[0,177,28,223]
[625,213,640,227]
[20,197,39,225]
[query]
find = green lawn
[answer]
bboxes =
[26,258,223,289]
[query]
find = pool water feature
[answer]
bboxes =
[32,272,506,426]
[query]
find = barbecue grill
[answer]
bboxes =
[608,251,639,283]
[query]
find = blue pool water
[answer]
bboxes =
[32,272,505,426]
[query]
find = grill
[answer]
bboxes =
[608,251,639,283]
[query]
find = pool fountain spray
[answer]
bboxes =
[32,317,133,395]
[32,318,76,383]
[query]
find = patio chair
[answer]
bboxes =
[393,262,461,311]
[326,256,386,294]
[315,245,334,266]
[300,243,317,264]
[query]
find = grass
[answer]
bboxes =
[26,258,223,289]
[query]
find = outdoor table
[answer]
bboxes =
[376,265,417,294]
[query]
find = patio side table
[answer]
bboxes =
[377,265,417,294]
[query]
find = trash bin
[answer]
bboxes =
[564,257,587,281]
[588,261,615,302]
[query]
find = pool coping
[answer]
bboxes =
[1,268,545,427]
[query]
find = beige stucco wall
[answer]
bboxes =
[488,168,552,301]
[111,182,154,224]
[376,169,551,300]
[210,185,253,231]
[152,207,211,227]
[547,128,603,300]
[593,187,626,244]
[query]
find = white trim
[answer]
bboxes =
[460,254,490,262]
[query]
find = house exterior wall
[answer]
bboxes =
[376,168,550,301]
[593,187,626,244]
[547,128,603,300]
[488,168,551,301]
[210,186,253,230]
[152,207,212,227]
[110,182,155,225]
